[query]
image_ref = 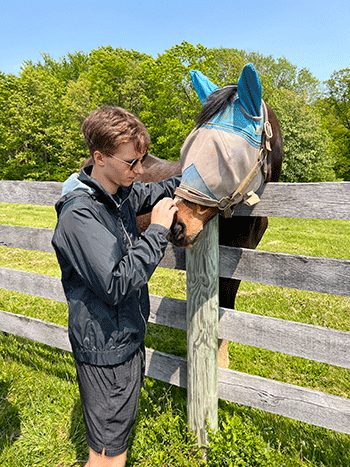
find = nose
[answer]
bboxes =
[133,160,144,175]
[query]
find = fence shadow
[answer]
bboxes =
[0,381,21,454]
[69,397,89,466]
[2,334,76,382]
[221,399,350,466]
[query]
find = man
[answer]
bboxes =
[52,105,180,466]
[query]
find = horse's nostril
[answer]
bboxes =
[171,221,186,241]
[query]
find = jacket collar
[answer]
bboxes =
[78,165,133,208]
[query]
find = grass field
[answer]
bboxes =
[1,203,350,466]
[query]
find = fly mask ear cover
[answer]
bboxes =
[175,64,267,218]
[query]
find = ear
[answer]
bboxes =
[237,63,262,117]
[93,151,105,166]
[190,70,219,105]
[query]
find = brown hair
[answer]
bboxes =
[82,105,150,159]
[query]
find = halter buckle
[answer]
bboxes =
[264,120,273,139]
[218,197,233,211]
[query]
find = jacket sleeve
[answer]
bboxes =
[52,204,169,307]
[130,175,181,215]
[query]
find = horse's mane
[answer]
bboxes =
[195,84,237,128]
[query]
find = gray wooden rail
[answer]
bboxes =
[1,181,350,439]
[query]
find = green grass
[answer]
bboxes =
[259,217,350,260]
[0,203,57,228]
[1,202,350,466]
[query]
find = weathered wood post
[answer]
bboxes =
[186,214,219,451]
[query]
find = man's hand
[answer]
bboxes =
[151,197,178,230]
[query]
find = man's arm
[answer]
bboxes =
[130,175,181,216]
[52,204,170,306]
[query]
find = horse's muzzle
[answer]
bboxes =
[169,215,187,247]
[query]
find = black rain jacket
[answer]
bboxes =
[52,166,180,366]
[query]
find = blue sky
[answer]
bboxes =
[2,0,349,82]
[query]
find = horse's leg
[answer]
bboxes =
[218,216,268,367]
[219,215,268,308]
[217,277,240,367]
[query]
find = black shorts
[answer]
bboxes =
[75,346,145,457]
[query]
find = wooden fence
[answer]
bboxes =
[1,180,350,445]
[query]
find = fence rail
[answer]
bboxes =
[2,180,350,219]
[2,268,350,369]
[1,180,350,437]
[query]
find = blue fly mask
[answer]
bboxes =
[175,63,272,218]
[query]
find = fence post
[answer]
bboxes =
[186,214,219,451]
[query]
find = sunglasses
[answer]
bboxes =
[111,152,148,170]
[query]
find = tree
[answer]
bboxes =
[269,88,335,182]
[26,51,90,84]
[211,48,322,102]
[139,41,220,160]
[85,46,152,115]
[318,69,350,180]
[0,64,87,180]
[0,43,340,182]
[326,68,350,127]
[0,72,18,169]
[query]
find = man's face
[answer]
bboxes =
[93,141,145,194]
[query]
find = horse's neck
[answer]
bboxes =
[137,153,181,183]
[265,105,283,183]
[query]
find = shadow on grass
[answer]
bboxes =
[0,381,21,454]
[69,397,89,466]
[220,399,350,467]
[1,334,76,382]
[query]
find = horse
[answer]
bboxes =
[138,64,282,309]
[136,64,283,365]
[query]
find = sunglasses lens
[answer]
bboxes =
[130,152,148,170]
[130,159,138,170]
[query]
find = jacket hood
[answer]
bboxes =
[55,165,133,216]
[61,172,95,197]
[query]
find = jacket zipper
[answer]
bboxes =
[118,199,133,247]
[119,201,147,334]
[121,217,133,247]
[139,290,147,334]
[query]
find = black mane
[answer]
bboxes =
[195,84,237,128]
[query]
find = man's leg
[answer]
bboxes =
[85,447,127,467]
[77,348,145,467]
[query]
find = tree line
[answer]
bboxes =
[0,41,349,182]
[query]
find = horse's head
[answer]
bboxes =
[170,63,275,248]
[169,196,218,248]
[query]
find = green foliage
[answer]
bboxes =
[0,64,88,180]
[326,68,350,126]
[86,46,151,114]
[0,42,346,181]
[269,88,336,182]
[138,42,220,160]
[212,48,321,102]
[317,69,350,180]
